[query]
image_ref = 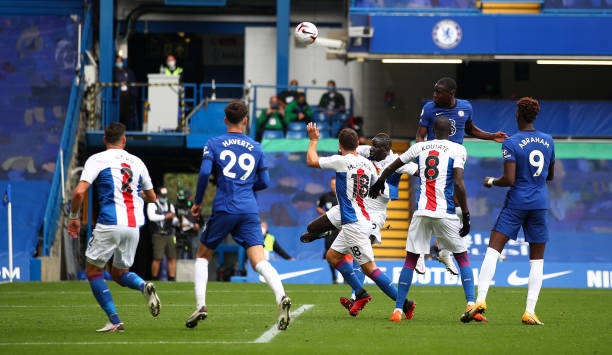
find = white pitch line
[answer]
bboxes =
[253,304,314,343]
[0,304,316,347]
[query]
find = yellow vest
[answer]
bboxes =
[263,233,275,251]
[164,66,183,76]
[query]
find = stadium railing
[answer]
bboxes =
[42,4,93,256]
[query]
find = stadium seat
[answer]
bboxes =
[332,112,349,123]
[314,111,330,123]
[331,120,344,137]
[288,121,307,131]
[315,122,331,136]
[286,130,308,139]
[262,130,284,139]
[318,130,330,139]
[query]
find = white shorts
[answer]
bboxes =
[326,205,386,244]
[406,215,467,255]
[85,224,140,269]
[330,221,375,265]
[326,205,342,229]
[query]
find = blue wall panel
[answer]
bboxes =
[0,0,83,15]
[364,14,612,55]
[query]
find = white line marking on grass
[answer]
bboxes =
[253,304,314,344]
[0,304,315,347]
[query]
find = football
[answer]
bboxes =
[295,21,318,45]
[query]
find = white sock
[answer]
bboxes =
[526,259,544,313]
[476,247,501,303]
[194,258,209,309]
[255,260,286,305]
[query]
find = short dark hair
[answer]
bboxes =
[225,101,248,124]
[338,128,358,151]
[371,132,392,150]
[516,97,539,123]
[436,77,457,92]
[104,122,126,144]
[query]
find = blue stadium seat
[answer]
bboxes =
[331,120,344,137]
[332,112,350,123]
[286,130,308,139]
[315,122,331,136]
[288,121,307,131]
[314,111,330,123]
[318,130,330,139]
[262,130,284,139]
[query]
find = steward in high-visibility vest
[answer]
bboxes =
[163,66,183,76]
[262,221,294,260]
[161,54,183,79]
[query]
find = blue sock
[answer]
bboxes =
[396,267,414,309]
[119,271,146,292]
[353,260,365,297]
[89,274,121,323]
[459,265,475,303]
[370,268,398,301]
[336,259,363,292]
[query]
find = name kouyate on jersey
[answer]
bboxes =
[399,140,467,218]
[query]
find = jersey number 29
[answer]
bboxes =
[220,150,255,180]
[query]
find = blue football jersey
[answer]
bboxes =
[202,132,267,214]
[501,130,555,210]
[419,99,473,144]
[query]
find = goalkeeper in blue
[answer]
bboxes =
[462,97,555,325]
[185,101,291,330]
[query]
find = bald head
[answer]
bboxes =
[434,116,451,139]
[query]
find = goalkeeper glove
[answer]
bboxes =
[459,212,470,237]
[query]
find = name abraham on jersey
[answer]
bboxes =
[221,138,254,151]
[518,136,551,149]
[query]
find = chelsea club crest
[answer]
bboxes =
[432,19,462,50]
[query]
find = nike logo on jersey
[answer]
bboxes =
[435,112,444,116]
[507,270,572,286]
[259,267,324,282]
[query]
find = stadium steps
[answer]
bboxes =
[477,0,542,14]
[374,140,412,260]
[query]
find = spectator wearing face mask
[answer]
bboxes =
[147,186,179,281]
[285,92,313,124]
[256,95,287,141]
[277,79,300,109]
[318,80,346,116]
[160,54,183,80]
[113,55,139,130]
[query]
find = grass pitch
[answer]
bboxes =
[0,281,610,354]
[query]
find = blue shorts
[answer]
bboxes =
[493,207,549,244]
[201,212,262,250]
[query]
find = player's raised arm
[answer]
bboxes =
[306,122,321,168]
